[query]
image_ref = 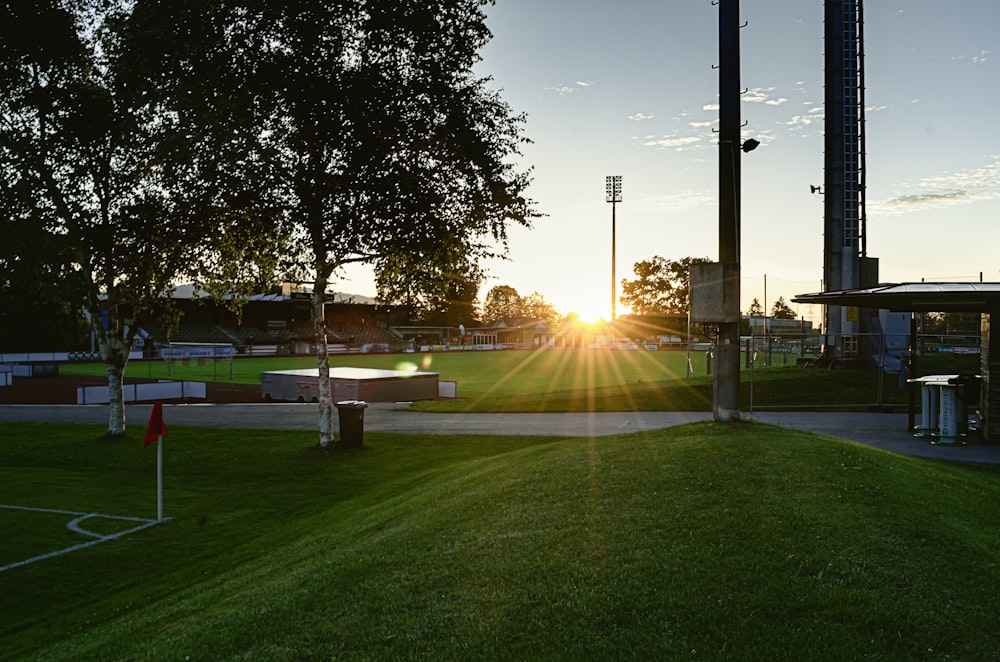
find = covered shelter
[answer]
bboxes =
[793,282,1000,442]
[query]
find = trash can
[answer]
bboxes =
[336,400,368,449]
[950,375,982,435]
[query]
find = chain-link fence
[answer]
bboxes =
[743,332,981,412]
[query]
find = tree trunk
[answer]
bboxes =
[93,316,130,437]
[311,279,335,446]
[105,356,126,436]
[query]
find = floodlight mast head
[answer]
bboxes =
[605,175,622,203]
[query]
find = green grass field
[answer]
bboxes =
[3,421,1000,659]
[59,347,965,412]
[59,348,708,392]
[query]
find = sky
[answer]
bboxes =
[334,0,1000,326]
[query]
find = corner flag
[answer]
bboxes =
[144,401,168,449]
[145,401,168,521]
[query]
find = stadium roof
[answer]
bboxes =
[792,282,1000,313]
[166,283,377,305]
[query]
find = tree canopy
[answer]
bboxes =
[619,256,711,315]
[0,0,255,435]
[771,297,796,320]
[386,258,482,327]
[128,0,537,444]
[1,1,535,443]
[481,285,523,323]
[480,285,557,326]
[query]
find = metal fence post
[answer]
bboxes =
[877,331,886,407]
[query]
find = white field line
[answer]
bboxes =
[0,504,169,573]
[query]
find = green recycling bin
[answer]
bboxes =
[336,400,369,449]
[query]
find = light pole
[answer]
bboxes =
[606,175,622,342]
[715,0,742,421]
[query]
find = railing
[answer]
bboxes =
[745,333,981,412]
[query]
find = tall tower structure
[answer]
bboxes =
[823,0,877,357]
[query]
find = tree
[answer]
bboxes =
[388,259,482,327]
[747,298,764,317]
[619,256,711,315]
[480,285,557,326]
[922,312,981,336]
[137,1,537,445]
[481,285,522,323]
[0,208,89,351]
[520,291,559,327]
[771,297,796,320]
[0,1,253,436]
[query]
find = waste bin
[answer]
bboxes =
[949,375,982,435]
[336,400,368,449]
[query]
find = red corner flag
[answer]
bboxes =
[144,401,168,449]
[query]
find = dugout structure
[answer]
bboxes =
[793,282,1000,442]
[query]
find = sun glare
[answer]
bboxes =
[567,307,607,325]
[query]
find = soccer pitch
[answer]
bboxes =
[59,348,708,395]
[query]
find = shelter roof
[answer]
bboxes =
[792,282,1000,312]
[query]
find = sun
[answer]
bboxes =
[563,304,607,325]
[574,311,606,325]
[556,291,628,325]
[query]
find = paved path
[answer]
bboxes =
[2,403,999,464]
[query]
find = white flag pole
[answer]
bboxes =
[157,433,163,522]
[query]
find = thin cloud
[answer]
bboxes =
[545,81,594,96]
[951,50,989,64]
[629,112,655,122]
[743,87,788,106]
[877,190,969,211]
[872,157,1000,214]
[641,135,702,151]
[783,112,822,128]
[922,158,1000,190]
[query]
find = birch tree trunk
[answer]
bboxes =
[94,317,131,437]
[311,279,335,446]
[104,355,127,436]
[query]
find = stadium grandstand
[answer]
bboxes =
[142,283,403,356]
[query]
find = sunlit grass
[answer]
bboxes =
[59,349,707,393]
[3,421,1000,659]
[58,348,957,413]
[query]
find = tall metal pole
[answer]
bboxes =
[606,176,622,342]
[611,199,616,324]
[715,0,741,420]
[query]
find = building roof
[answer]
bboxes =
[491,317,549,329]
[165,283,377,305]
[792,282,1000,312]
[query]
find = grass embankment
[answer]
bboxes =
[3,422,1000,659]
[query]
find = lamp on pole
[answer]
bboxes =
[606,175,622,342]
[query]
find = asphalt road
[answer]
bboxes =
[3,403,999,464]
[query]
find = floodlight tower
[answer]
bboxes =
[606,175,622,336]
[823,0,877,358]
